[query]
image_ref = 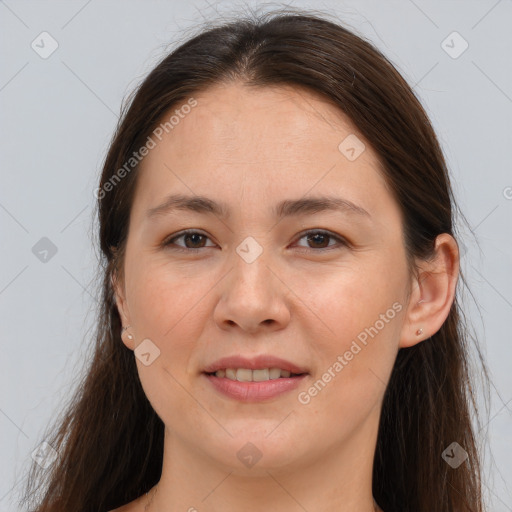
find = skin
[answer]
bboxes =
[111,82,459,512]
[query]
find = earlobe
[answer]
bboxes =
[399,233,460,349]
[121,325,135,350]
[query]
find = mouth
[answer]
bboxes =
[203,368,307,381]
[202,354,310,402]
[202,370,308,402]
[201,355,309,402]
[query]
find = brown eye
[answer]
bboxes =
[181,233,207,248]
[163,230,215,252]
[295,230,348,252]
[306,232,330,248]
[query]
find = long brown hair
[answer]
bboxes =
[20,8,490,512]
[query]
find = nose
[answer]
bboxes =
[213,251,291,334]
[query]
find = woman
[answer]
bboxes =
[21,9,489,512]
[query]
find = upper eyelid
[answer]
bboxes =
[165,230,215,246]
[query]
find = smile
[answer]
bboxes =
[203,371,307,402]
[206,368,305,381]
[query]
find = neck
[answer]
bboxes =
[149,409,381,512]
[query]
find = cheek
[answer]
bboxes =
[298,319,399,440]
[293,265,404,410]
[127,262,216,397]
[127,266,210,425]
[291,258,404,341]
[128,260,205,337]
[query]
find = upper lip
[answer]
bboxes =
[203,355,309,374]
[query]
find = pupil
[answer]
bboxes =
[185,233,204,248]
[308,233,328,248]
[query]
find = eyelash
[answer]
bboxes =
[162,229,349,254]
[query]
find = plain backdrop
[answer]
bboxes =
[1,1,511,510]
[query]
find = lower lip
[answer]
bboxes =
[203,373,308,402]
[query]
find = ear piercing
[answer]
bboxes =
[122,325,133,340]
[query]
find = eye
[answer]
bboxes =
[162,230,216,252]
[293,230,349,252]
[162,229,348,253]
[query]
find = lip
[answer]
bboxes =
[203,373,308,402]
[202,355,309,375]
[202,355,309,403]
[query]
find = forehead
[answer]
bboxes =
[130,82,392,224]
[161,82,360,161]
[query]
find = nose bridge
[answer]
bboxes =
[214,237,290,332]
[230,237,276,304]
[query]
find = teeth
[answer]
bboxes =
[269,368,281,379]
[253,369,269,381]
[236,368,252,382]
[213,367,298,381]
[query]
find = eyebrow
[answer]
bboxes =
[145,193,371,220]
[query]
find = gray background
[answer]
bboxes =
[1,0,511,510]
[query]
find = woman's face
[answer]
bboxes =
[115,82,413,473]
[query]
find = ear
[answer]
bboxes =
[399,233,460,348]
[111,269,135,350]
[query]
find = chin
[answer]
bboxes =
[203,431,307,473]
